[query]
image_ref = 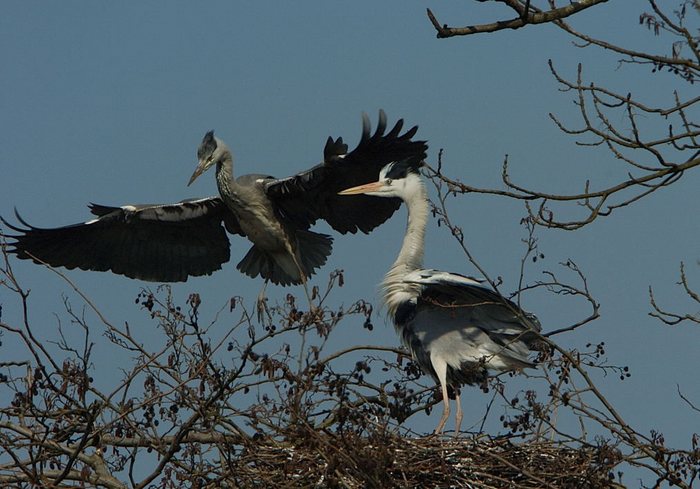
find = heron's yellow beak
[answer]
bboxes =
[338,181,383,195]
[187,162,207,186]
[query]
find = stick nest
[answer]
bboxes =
[225,431,621,488]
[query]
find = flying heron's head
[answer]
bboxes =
[337,157,424,199]
[188,131,229,186]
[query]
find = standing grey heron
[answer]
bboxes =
[338,158,541,434]
[1,111,427,286]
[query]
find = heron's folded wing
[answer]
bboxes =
[264,110,428,234]
[405,270,542,335]
[1,197,241,282]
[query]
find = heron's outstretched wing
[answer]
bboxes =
[1,197,242,282]
[264,110,428,234]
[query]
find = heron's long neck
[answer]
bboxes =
[382,179,429,317]
[215,151,241,204]
[393,182,428,272]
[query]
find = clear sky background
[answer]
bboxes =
[1,2,698,484]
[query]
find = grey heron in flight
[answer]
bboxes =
[339,159,541,434]
[1,111,427,286]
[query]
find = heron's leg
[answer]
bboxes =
[434,381,451,435]
[431,357,451,435]
[299,270,313,302]
[256,280,270,323]
[290,251,316,311]
[454,390,463,437]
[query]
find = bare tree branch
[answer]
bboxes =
[426,0,609,38]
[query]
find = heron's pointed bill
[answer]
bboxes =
[188,162,207,187]
[338,181,384,196]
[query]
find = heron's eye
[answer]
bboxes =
[385,178,393,185]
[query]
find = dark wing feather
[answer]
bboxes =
[407,271,542,335]
[1,197,242,282]
[265,110,428,234]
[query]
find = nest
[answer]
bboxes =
[225,431,620,488]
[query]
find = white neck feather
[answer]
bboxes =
[381,176,429,319]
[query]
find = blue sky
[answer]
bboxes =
[1,1,698,483]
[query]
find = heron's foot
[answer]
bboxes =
[256,289,270,324]
[428,429,447,441]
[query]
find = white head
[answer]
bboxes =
[337,158,424,200]
[188,131,231,186]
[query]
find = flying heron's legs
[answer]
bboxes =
[256,280,270,323]
[454,391,463,437]
[299,272,314,305]
[297,269,321,321]
[289,249,316,311]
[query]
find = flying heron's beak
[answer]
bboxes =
[187,161,207,187]
[338,181,384,196]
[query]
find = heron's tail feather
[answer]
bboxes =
[296,230,333,279]
[237,246,299,286]
[236,230,332,286]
